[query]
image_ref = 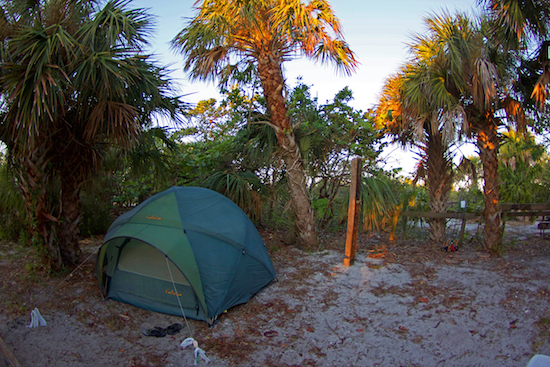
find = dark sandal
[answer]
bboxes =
[142,326,167,337]
[166,323,183,335]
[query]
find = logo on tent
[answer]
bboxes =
[146,215,162,220]
[166,289,182,297]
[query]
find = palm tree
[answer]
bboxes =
[480,0,550,104]
[171,0,358,249]
[377,17,474,249]
[0,0,183,269]
[414,11,537,252]
[380,10,542,252]
[377,57,459,245]
[498,129,547,203]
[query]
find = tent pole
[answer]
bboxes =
[165,257,193,338]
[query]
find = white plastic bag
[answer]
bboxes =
[181,337,197,349]
[194,347,210,365]
[27,308,47,328]
[181,337,210,365]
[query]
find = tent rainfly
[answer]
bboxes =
[96,186,276,325]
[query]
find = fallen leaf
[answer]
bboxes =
[356,329,364,332]
[449,320,456,325]
[366,263,382,269]
[263,330,278,337]
[306,327,314,332]
[419,297,429,303]
[398,326,408,332]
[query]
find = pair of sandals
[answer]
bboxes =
[142,323,183,337]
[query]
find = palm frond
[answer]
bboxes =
[359,175,399,231]
[203,170,265,221]
[172,0,358,85]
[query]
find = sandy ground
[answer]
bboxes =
[1,220,549,367]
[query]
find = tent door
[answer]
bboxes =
[107,238,203,318]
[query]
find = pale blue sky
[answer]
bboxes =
[130,0,478,173]
[132,0,476,108]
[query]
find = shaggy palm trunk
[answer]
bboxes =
[477,121,502,253]
[280,133,318,246]
[17,144,63,270]
[426,133,453,246]
[57,175,83,267]
[53,128,90,268]
[257,53,318,249]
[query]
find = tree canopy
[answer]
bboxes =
[172,0,358,248]
[0,0,184,269]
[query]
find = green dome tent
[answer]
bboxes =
[97,186,276,325]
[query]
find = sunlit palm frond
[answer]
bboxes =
[313,41,358,76]
[481,1,550,107]
[173,0,358,84]
[502,97,527,133]
[359,175,399,231]
[531,59,550,104]
[472,58,499,110]
[375,73,407,133]
[482,0,550,41]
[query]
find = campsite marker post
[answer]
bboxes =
[344,157,362,267]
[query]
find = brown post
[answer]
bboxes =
[344,158,362,266]
[456,201,467,248]
[0,336,21,367]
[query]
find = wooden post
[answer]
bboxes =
[457,212,467,248]
[456,201,467,248]
[0,336,21,367]
[344,158,362,267]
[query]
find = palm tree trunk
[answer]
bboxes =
[53,127,89,268]
[257,54,318,249]
[477,121,503,252]
[57,176,83,267]
[426,133,453,246]
[280,132,318,248]
[17,145,63,270]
